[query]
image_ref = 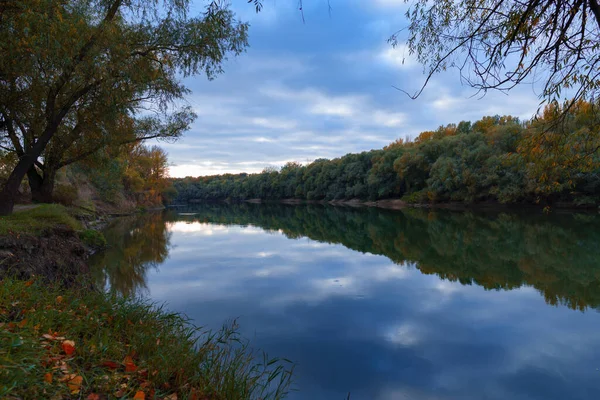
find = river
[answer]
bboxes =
[90,203,600,400]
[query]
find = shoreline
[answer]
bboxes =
[206,198,600,212]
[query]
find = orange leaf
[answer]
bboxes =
[25,280,34,287]
[44,372,53,383]
[62,340,75,356]
[133,391,145,400]
[101,360,119,369]
[67,375,83,394]
[18,319,27,328]
[56,296,64,304]
[87,394,100,400]
[123,355,137,372]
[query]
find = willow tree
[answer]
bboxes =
[390,0,600,105]
[0,0,248,215]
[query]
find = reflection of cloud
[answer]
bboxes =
[167,221,229,235]
[385,322,421,347]
[140,218,600,400]
[254,265,297,277]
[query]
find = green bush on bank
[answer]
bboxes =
[0,278,293,399]
[78,229,107,249]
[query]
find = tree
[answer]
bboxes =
[0,0,248,215]
[390,0,600,108]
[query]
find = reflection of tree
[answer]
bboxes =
[175,203,600,311]
[90,213,171,296]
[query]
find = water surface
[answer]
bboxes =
[90,204,600,400]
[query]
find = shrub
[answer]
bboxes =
[53,184,78,206]
[78,229,107,249]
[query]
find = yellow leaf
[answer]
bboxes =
[67,375,83,394]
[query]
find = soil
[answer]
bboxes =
[0,225,89,286]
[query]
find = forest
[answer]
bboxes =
[172,101,600,207]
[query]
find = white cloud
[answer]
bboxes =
[379,44,418,69]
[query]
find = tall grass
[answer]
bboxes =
[0,278,293,399]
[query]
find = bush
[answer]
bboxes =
[78,229,107,249]
[53,184,78,206]
[401,190,429,204]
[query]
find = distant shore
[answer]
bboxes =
[191,198,600,212]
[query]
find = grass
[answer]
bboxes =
[0,204,82,236]
[0,278,294,399]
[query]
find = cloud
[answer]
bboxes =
[158,1,541,178]
[379,44,418,69]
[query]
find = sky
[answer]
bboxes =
[165,0,543,178]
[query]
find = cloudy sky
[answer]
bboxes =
[166,0,542,178]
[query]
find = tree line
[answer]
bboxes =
[172,101,600,207]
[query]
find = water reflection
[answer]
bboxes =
[89,204,600,399]
[90,213,171,296]
[159,204,600,310]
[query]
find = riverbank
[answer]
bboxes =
[0,206,293,399]
[240,198,600,212]
[0,278,293,399]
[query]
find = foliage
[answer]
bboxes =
[390,0,600,106]
[0,278,293,399]
[76,143,174,207]
[0,205,81,236]
[78,229,107,249]
[52,184,79,207]
[172,102,600,207]
[0,0,249,213]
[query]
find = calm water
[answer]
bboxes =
[90,204,600,400]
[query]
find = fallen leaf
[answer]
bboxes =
[56,296,64,304]
[101,360,119,369]
[62,340,75,356]
[42,333,65,341]
[25,280,34,287]
[44,372,52,383]
[163,394,178,400]
[18,319,27,328]
[67,375,83,394]
[87,394,101,400]
[59,373,77,382]
[133,391,145,399]
[123,355,137,372]
[114,390,125,397]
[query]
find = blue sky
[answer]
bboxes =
[166,0,542,177]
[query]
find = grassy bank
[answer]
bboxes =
[0,278,293,399]
[0,204,82,236]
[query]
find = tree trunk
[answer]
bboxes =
[0,122,58,215]
[0,154,37,215]
[28,167,45,203]
[38,167,56,203]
